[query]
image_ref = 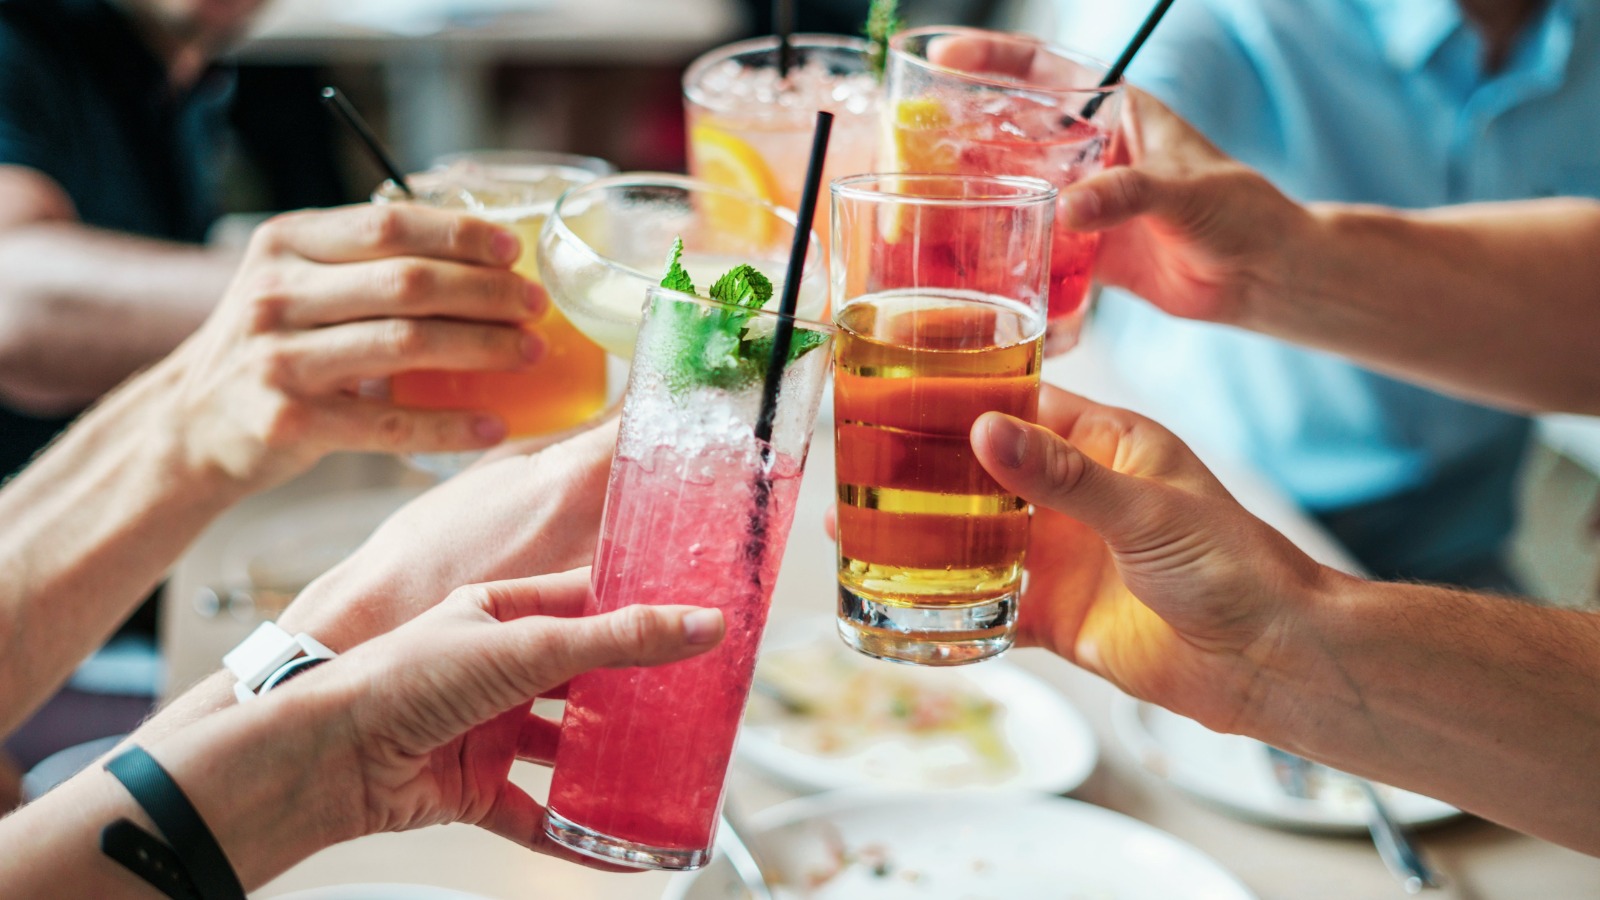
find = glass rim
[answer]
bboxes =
[889,25,1122,98]
[830,172,1059,207]
[645,284,835,335]
[544,171,822,285]
[430,149,618,178]
[684,32,873,105]
[371,162,603,206]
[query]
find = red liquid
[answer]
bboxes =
[547,445,803,853]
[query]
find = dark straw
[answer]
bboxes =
[1079,0,1175,120]
[320,86,414,198]
[775,0,795,79]
[754,110,832,448]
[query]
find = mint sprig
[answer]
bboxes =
[864,0,904,81]
[656,237,824,389]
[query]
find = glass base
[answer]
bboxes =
[1042,316,1084,357]
[836,584,1016,666]
[544,809,712,871]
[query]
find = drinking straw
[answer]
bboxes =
[320,86,414,198]
[1078,0,1175,120]
[753,109,832,448]
[775,0,795,79]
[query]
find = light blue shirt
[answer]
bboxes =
[1085,0,1600,582]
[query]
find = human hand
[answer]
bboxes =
[282,570,724,858]
[969,385,1331,734]
[277,420,617,652]
[1059,89,1313,324]
[161,203,545,492]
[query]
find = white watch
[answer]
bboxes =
[223,622,336,703]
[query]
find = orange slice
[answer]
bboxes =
[689,124,780,245]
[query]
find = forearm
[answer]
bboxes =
[0,685,350,895]
[1242,197,1600,414]
[1253,571,1600,853]
[0,223,239,413]
[0,357,249,735]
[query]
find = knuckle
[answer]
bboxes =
[255,343,298,390]
[249,215,294,256]
[259,393,310,448]
[386,260,435,300]
[446,584,495,614]
[360,206,409,251]
[609,606,662,659]
[370,408,419,449]
[378,319,431,359]
[1108,169,1147,213]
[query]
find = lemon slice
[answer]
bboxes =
[887,97,959,173]
[689,124,780,245]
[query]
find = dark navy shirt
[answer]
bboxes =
[0,0,234,479]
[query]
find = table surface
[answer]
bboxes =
[162,338,1600,899]
[238,0,743,64]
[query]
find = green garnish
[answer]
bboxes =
[864,0,904,81]
[657,237,824,389]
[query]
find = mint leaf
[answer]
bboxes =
[660,236,696,294]
[709,265,774,310]
[864,0,903,81]
[747,325,829,370]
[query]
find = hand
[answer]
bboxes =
[969,385,1331,733]
[1060,89,1313,325]
[278,420,617,651]
[287,570,725,856]
[161,203,546,491]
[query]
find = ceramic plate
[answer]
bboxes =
[1111,696,1462,833]
[273,885,494,900]
[738,635,1096,795]
[665,791,1257,899]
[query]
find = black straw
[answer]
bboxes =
[1078,0,1175,121]
[754,110,832,448]
[775,0,795,79]
[320,86,413,198]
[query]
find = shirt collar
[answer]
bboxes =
[1348,0,1467,72]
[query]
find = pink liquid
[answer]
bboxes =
[547,444,804,853]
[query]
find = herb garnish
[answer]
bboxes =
[658,237,827,389]
[864,0,904,81]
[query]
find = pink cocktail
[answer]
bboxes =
[885,27,1124,356]
[544,286,834,870]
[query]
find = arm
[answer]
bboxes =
[1063,91,1600,415]
[969,386,1600,854]
[0,167,239,414]
[0,574,723,895]
[0,203,540,735]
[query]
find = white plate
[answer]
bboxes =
[738,635,1097,795]
[273,885,494,900]
[1111,696,1462,833]
[665,791,1257,899]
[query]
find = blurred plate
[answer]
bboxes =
[665,791,1257,899]
[1111,696,1462,833]
[739,634,1096,795]
[273,885,494,900]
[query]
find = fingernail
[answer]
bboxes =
[474,416,507,443]
[1063,186,1101,226]
[682,609,724,645]
[491,229,521,264]
[988,416,1031,469]
[522,331,546,362]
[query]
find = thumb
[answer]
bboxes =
[1059,166,1179,232]
[972,412,1174,547]
[496,604,726,701]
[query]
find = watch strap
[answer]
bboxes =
[105,746,245,900]
[101,818,201,900]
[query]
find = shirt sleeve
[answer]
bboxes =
[1116,0,1281,161]
[0,20,71,176]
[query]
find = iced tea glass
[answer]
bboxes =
[885,26,1123,356]
[831,174,1055,666]
[374,160,611,476]
[544,287,834,870]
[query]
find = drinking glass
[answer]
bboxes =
[885,26,1123,356]
[831,174,1056,666]
[684,33,880,255]
[537,173,825,358]
[544,286,834,870]
[374,159,611,476]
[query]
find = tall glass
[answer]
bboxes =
[684,34,881,256]
[537,173,825,359]
[885,26,1123,356]
[545,287,834,870]
[831,174,1055,666]
[374,160,611,476]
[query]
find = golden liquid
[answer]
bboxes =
[834,290,1042,607]
[392,216,608,437]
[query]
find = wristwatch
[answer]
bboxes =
[222,622,337,703]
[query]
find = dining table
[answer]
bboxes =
[160,331,1600,899]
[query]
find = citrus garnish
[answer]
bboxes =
[689,124,780,243]
[888,97,959,173]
